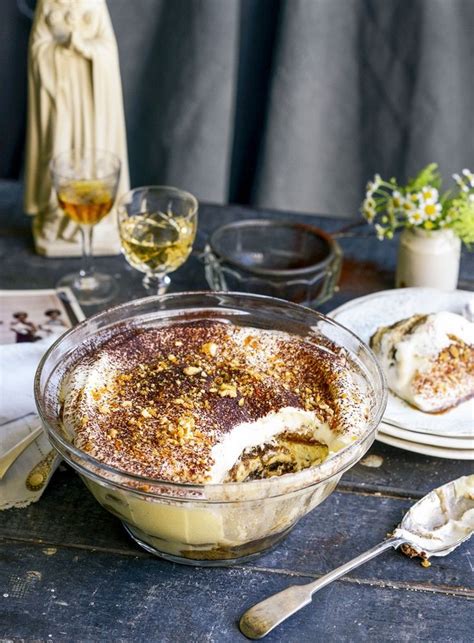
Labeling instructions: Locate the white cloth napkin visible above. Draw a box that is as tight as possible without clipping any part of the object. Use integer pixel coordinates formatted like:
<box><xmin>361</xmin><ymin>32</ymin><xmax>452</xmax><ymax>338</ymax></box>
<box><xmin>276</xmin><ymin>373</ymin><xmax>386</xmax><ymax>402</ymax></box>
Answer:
<box><xmin>0</xmin><ymin>335</ymin><xmax>62</xmax><ymax>509</ymax></box>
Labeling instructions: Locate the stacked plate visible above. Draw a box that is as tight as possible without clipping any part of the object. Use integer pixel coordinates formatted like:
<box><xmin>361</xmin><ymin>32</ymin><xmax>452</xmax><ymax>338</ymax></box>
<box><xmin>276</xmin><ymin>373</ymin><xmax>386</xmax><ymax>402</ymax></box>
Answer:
<box><xmin>329</xmin><ymin>288</ymin><xmax>474</xmax><ymax>460</ymax></box>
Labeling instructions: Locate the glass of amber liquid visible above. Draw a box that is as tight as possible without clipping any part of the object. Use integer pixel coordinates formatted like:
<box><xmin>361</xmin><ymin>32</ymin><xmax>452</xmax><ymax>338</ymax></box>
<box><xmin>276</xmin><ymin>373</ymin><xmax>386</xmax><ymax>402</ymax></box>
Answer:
<box><xmin>50</xmin><ymin>149</ymin><xmax>121</xmax><ymax>305</ymax></box>
<box><xmin>117</xmin><ymin>186</ymin><xmax>198</xmax><ymax>295</ymax></box>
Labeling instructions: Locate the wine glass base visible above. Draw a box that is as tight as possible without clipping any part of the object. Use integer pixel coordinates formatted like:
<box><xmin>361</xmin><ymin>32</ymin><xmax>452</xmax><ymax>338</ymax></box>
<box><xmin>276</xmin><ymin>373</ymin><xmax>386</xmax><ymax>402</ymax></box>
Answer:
<box><xmin>142</xmin><ymin>273</ymin><xmax>171</xmax><ymax>296</ymax></box>
<box><xmin>57</xmin><ymin>271</ymin><xmax>118</xmax><ymax>306</ymax></box>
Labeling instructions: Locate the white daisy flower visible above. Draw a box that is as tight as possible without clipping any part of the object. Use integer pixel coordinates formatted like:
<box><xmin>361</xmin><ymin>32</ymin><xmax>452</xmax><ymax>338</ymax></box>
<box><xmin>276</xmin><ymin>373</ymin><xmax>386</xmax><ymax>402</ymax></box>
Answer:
<box><xmin>421</xmin><ymin>200</ymin><xmax>442</xmax><ymax>221</ymax></box>
<box><xmin>453</xmin><ymin>173</ymin><xmax>468</xmax><ymax>192</ymax></box>
<box><xmin>366</xmin><ymin>174</ymin><xmax>382</xmax><ymax>198</ymax></box>
<box><xmin>402</xmin><ymin>198</ymin><xmax>416</xmax><ymax>213</ymax></box>
<box><xmin>375</xmin><ymin>224</ymin><xmax>386</xmax><ymax>240</ymax></box>
<box><xmin>361</xmin><ymin>197</ymin><xmax>376</xmax><ymax>222</ymax></box>
<box><xmin>407</xmin><ymin>209</ymin><xmax>426</xmax><ymax>225</ymax></box>
<box><xmin>365</xmin><ymin>196</ymin><xmax>376</xmax><ymax>209</ymax></box>
<box><xmin>462</xmin><ymin>168</ymin><xmax>474</xmax><ymax>187</ymax></box>
<box><xmin>407</xmin><ymin>191</ymin><xmax>423</xmax><ymax>205</ymax></box>
<box><xmin>421</xmin><ymin>186</ymin><xmax>438</xmax><ymax>204</ymax></box>
<box><xmin>391</xmin><ymin>191</ymin><xmax>403</xmax><ymax>210</ymax></box>
<box><xmin>364</xmin><ymin>208</ymin><xmax>376</xmax><ymax>223</ymax></box>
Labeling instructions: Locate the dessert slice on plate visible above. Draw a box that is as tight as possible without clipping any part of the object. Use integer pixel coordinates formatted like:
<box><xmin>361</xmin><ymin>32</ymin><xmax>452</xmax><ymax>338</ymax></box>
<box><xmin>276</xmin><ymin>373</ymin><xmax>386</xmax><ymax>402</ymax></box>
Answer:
<box><xmin>370</xmin><ymin>311</ymin><xmax>474</xmax><ymax>413</ymax></box>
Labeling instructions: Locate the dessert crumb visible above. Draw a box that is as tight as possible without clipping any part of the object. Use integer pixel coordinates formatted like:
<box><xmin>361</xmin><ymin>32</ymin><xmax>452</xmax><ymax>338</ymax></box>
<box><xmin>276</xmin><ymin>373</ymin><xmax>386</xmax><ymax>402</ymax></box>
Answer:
<box><xmin>360</xmin><ymin>454</ymin><xmax>383</xmax><ymax>468</ymax></box>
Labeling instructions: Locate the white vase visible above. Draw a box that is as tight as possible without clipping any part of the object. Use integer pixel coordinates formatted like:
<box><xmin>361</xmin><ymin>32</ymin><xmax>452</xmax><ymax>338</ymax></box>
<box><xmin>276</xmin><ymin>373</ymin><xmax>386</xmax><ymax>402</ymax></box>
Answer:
<box><xmin>395</xmin><ymin>228</ymin><xmax>461</xmax><ymax>289</ymax></box>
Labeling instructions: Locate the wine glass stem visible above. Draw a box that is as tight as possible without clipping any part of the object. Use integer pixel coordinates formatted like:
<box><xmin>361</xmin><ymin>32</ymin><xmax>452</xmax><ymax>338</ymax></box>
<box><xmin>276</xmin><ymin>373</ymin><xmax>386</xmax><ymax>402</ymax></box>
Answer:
<box><xmin>143</xmin><ymin>273</ymin><xmax>171</xmax><ymax>295</ymax></box>
<box><xmin>79</xmin><ymin>225</ymin><xmax>95</xmax><ymax>280</ymax></box>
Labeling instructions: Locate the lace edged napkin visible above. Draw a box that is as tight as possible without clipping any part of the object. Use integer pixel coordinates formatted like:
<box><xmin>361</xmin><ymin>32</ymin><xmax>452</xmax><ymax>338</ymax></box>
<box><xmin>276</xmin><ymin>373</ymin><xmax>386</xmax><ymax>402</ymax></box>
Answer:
<box><xmin>0</xmin><ymin>414</ymin><xmax>60</xmax><ymax>510</ymax></box>
<box><xmin>0</xmin><ymin>288</ymin><xmax>83</xmax><ymax>510</ymax></box>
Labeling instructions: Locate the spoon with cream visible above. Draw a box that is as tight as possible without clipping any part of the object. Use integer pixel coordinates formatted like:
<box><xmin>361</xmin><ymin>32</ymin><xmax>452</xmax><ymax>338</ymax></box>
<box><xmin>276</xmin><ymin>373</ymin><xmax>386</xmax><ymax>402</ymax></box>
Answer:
<box><xmin>240</xmin><ymin>475</ymin><xmax>474</xmax><ymax>639</ymax></box>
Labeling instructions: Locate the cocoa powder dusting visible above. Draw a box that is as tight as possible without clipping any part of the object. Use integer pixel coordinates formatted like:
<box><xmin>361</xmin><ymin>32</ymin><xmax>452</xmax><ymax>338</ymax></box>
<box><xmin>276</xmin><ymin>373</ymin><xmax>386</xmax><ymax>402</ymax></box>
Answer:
<box><xmin>61</xmin><ymin>320</ymin><xmax>366</xmax><ymax>483</ymax></box>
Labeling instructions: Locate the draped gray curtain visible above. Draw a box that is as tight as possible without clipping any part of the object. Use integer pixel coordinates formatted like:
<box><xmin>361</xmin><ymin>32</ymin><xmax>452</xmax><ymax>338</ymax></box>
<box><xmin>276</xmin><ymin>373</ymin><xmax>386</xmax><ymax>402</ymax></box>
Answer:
<box><xmin>2</xmin><ymin>0</ymin><xmax>474</xmax><ymax>217</ymax></box>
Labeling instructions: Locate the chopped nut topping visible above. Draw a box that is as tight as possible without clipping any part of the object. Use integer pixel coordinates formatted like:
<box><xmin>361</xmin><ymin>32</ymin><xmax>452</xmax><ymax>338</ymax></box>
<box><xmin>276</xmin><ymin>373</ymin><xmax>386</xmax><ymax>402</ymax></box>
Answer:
<box><xmin>178</xmin><ymin>415</ymin><xmax>195</xmax><ymax>431</ymax></box>
<box><xmin>65</xmin><ymin>318</ymin><xmax>363</xmax><ymax>485</ymax></box>
<box><xmin>201</xmin><ymin>341</ymin><xmax>218</xmax><ymax>357</ymax></box>
<box><xmin>218</xmin><ymin>383</ymin><xmax>238</xmax><ymax>398</ymax></box>
<box><xmin>449</xmin><ymin>344</ymin><xmax>459</xmax><ymax>358</ymax></box>
<box><xmin>183</xmin><ymin>366</ymin><xmax>202</xmax><ymax>376</ymax></box>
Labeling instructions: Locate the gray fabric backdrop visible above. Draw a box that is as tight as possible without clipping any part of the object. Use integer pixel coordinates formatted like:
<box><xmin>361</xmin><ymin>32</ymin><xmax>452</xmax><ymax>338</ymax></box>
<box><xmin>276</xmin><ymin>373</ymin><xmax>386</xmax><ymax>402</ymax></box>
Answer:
<box><xmin>1</xmin><ymin>0</ymin><xmax>473</xmax><ymax>217</ymax></box>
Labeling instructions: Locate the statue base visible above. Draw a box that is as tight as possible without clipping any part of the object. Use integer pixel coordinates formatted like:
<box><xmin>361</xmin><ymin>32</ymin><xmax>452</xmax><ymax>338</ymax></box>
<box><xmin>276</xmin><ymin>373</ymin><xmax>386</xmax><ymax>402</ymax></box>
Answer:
<box><xmin>33</xmin><ymin>233</ymin><xmax>121</xmax><ymax>257</ymax></box>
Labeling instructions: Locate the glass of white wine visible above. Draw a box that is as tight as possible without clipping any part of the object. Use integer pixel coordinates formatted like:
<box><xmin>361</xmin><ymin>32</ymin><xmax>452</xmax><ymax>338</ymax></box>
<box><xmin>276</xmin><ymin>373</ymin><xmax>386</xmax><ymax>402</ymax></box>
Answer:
<box><xmin>50</xmin><ymin>149</ymin><xmax>121</xmax><ymax>305</ymax></box>
<box><xmin>117</xmin><ymin>186</ymin><xmax>198</xmax><ymax>295</ymax></box>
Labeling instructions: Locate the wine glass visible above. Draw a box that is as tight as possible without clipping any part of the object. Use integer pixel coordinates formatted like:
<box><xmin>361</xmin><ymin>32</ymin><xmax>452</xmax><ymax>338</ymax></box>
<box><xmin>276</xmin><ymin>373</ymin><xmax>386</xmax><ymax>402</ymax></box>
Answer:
<box><xmin>50</xmin><ymin>149</ymin><xmax>121</xmax><ymax>305</ymax></box>
<box><xmin>117</xmin><ymin>186</ymin><xmax>198</xmax><ymax>295</ymax></box>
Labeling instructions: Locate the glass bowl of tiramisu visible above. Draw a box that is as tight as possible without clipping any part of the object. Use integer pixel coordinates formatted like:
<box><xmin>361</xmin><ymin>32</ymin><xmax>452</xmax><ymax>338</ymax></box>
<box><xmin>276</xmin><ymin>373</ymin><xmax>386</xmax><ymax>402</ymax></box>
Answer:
<box><xmin>35</xmin><ymin>292</ymin><xmax>386</xmax><ymax>566</ymax></box>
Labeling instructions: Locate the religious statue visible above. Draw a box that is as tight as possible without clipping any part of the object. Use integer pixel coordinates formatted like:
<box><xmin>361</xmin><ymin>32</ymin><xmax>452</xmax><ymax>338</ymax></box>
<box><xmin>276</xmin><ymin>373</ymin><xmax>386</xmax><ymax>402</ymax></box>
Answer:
<box><xmin>24</xmin><ymin>0</ymin><xmax>130</xmax><ymax>257</ymax></box>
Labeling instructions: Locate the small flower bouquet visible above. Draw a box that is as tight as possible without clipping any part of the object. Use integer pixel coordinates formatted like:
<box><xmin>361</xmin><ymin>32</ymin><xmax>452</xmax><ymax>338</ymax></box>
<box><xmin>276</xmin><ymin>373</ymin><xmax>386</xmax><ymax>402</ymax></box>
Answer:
<box><xmin>361</xmin><ymin>163</ymin><xmax>474</xmax><ymax>246</ymax></box>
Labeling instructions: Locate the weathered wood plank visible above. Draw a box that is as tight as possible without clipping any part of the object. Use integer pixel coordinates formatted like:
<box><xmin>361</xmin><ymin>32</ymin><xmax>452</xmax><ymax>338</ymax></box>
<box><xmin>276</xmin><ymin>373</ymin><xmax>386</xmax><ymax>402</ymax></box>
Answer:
<box><xmin>341</xmin><ymin>441</ymin><xmax>474</xmax><ymax>498</ymax></box>
<box><xmin>2</xmin><ymin>469</ymin><xmax>472</xmax><ymax>592</ymax></box>
<box><xmin>1</xmin><ymin>541</ymin><xmax>473</xmax><ymax>642</ymax></box>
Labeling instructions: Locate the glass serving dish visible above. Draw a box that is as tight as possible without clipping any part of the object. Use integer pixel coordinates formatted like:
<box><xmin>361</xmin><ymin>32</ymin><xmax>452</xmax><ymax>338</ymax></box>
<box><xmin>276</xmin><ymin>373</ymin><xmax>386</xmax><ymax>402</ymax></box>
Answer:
<box><xmin>35</xmin><ymin>292</ymin><xmax>386</xmax><ymax>566</ymax></box>
<box><xmin>204</xmin><ymin>220</ymin><xmax>342</xmax><ymax>307</ymax></box>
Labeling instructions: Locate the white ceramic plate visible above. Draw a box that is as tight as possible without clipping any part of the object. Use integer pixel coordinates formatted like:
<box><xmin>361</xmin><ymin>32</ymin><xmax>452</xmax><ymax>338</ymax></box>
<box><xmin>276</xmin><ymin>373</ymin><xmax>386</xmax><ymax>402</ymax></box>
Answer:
<box><xmin>380</xmin><ymin>421</ymin><xmax>474</xmax><ymax>449</ymax></box>
<box><xmin>376</xmin><ymin>425</ymin><xmax>474</xmax><ymax>460</ymax></box>
<box><xmin>329</xmin><ymin>288</ymin><xmax>474</xmax><ymax>438</ymax></box>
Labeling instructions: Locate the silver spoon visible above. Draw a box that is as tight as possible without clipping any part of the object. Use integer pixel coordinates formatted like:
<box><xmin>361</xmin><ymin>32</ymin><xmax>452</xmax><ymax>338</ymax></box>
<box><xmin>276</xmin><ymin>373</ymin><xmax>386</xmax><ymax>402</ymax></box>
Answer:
<box><xmin>0</xmin><ymin>426</ymin><xmax>43</xmax><ymax>479</ymax></box>
<box><xmin>240</xmin><ymin>475</ymin><xmax>474</xmax><ymax>639</ymax></box>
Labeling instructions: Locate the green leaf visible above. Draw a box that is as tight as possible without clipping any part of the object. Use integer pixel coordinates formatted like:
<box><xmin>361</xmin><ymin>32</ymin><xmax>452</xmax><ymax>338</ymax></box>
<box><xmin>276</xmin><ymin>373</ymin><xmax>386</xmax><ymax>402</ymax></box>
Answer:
<box><xmin>406</xmin><ymin>163</ymin><xmax>442</xmax><ymax>191</ymax></box>
<box><xmin>450</xmin><ymin>199</ymin><xmax>474</xmax><ymax>247</ymax></box>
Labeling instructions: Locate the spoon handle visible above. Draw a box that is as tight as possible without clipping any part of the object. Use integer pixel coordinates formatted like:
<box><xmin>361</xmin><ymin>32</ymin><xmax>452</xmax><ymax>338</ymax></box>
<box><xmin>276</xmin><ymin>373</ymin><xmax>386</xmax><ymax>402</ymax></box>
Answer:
<box><xmin>239</xmin><ymin>537</ymin><xmax>403</xmax><ymax>639</ymax></box>
<box><xmin>0</xmin><ymin>426</ymin><xmax>44</xmax><ymax>480</ymax></box>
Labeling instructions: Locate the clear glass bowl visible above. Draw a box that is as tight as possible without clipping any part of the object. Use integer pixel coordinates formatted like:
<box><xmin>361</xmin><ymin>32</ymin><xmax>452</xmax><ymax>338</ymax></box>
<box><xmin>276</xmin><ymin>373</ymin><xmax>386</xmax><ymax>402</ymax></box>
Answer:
<box><xmin>204</xmin><ymin>220</ymin><xmax>342</xmax><ymax>307</ymax></box>
<box><xmin>35</xmin><ymin>292</ymin><xmax>386</xmax><ymax>566</ymax></box>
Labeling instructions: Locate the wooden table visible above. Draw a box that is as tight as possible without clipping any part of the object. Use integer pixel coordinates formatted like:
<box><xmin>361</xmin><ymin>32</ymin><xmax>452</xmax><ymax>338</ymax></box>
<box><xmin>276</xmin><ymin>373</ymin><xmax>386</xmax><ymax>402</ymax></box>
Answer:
<box><xmin>1</xmin><ymin>183</ymin><xmax>473</xmax><ymax>641</ymax></box>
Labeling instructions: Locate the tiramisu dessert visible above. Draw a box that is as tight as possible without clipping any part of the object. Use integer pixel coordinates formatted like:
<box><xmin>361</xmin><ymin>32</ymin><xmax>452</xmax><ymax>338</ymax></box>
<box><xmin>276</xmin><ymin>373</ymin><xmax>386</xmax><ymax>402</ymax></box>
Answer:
<box><xmin>370</xmin><ymin>311</ymin><xmax>474</xmax><ymax>413</ymax></box>
<box><xmin>60</xmin><ymin>319</ymin><xmax>370</xmax><ymax>485</ymax></box>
